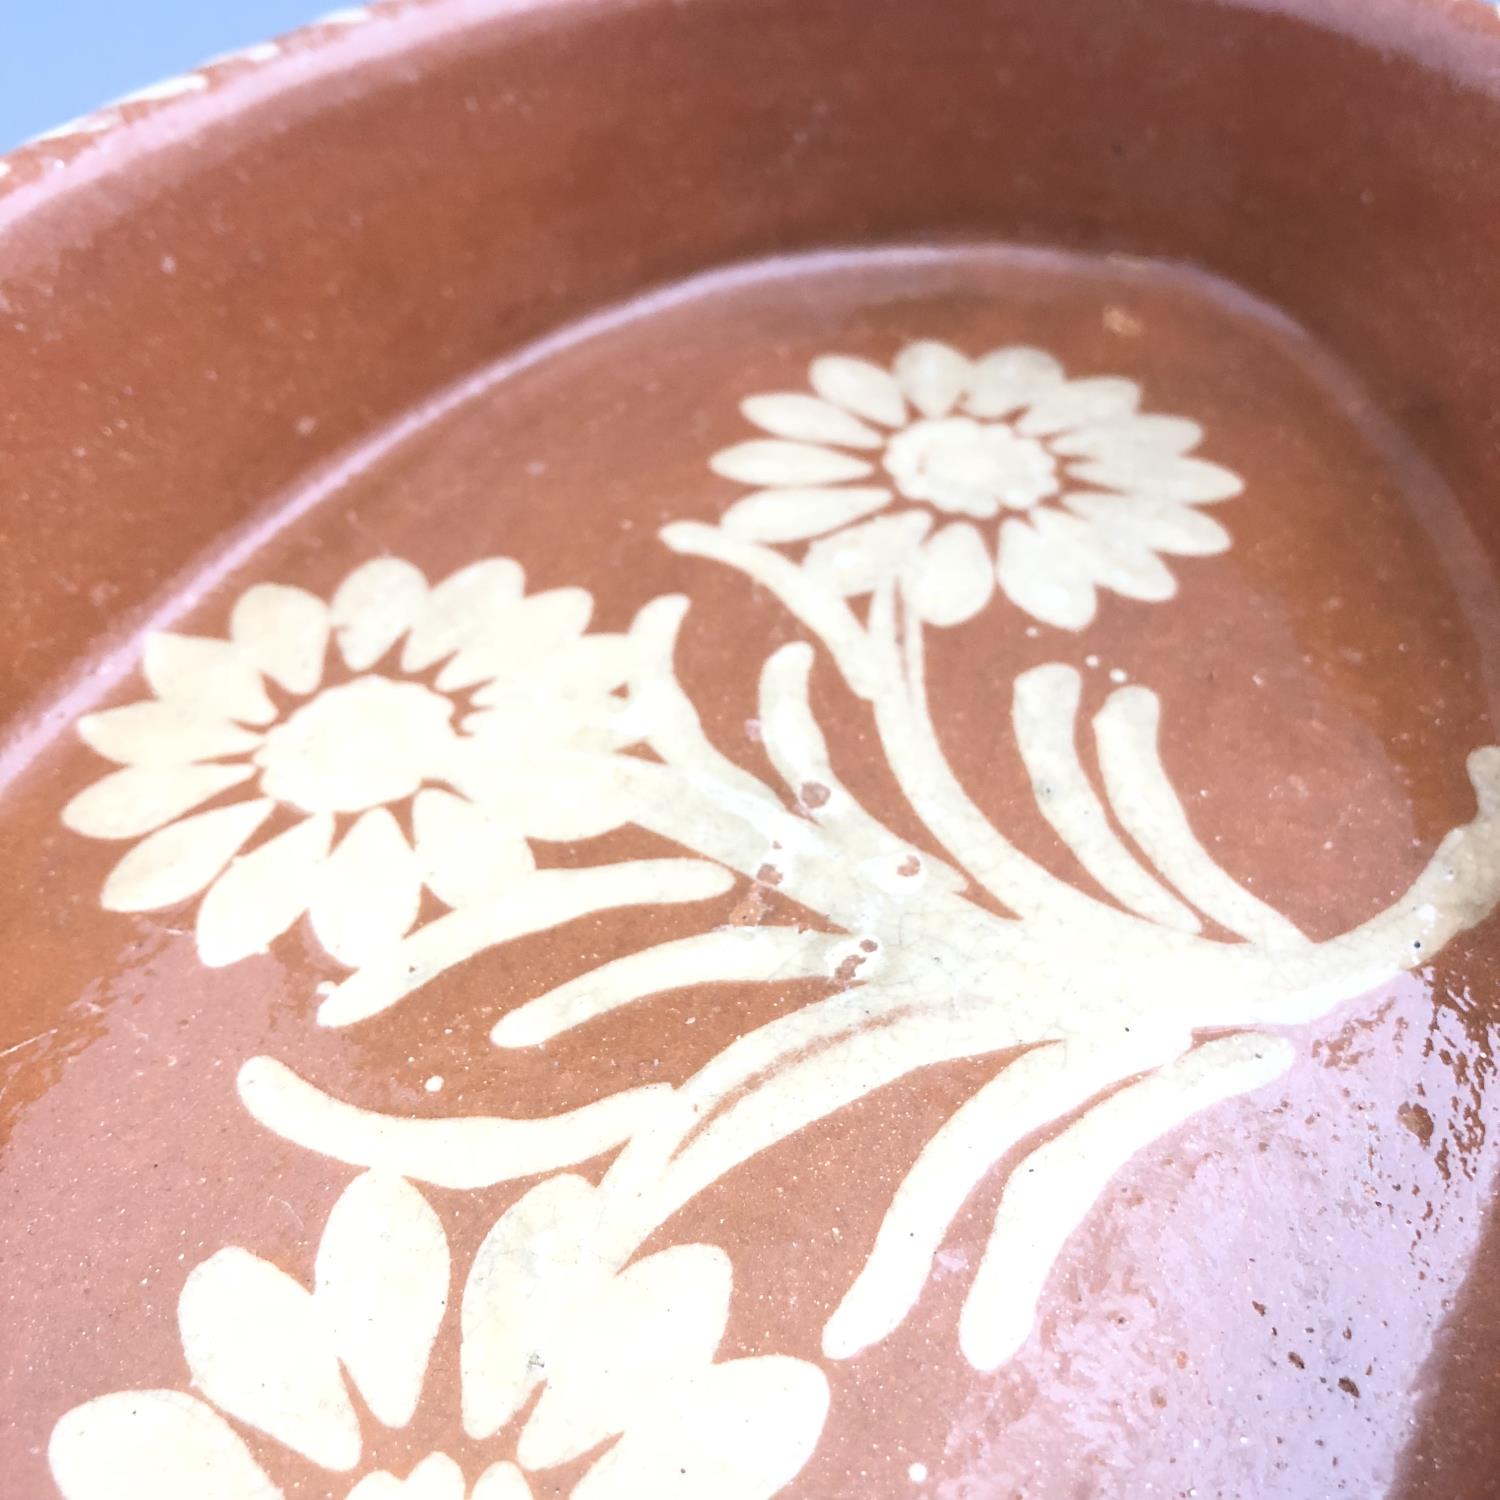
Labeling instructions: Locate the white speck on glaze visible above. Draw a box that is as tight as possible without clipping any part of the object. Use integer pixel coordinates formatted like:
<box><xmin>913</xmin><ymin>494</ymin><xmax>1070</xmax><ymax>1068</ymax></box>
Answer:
<box><xmin>206</xmin><ymin>40</ymin><xmax>283</xmax><ymax>66</ymax></box>
<box><xmin>112</xmin><ymin>73</ymin><xmax>209</xmax><ymax>106</ymax></box>
<box><xmin>30</xmin><ymin>113</ymin><xmax>116</xmax><ymax>144</ymax></box>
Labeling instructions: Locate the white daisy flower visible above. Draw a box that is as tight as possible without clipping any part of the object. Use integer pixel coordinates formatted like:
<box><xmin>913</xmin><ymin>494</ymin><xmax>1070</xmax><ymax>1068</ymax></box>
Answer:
<box><xmin>49</xmin><ymin>1172</ymin><xmax>827</xmax><ymax>1500</ymax></box>
<box><xmin>709</xmin><ymin>339</ymin><xmax>1242</xmax><ymax>629</ymax></box>
<box><xmin>62</xmin><ymin>557</ymin><xmax>637</xmax><ymax>969</ymax></box>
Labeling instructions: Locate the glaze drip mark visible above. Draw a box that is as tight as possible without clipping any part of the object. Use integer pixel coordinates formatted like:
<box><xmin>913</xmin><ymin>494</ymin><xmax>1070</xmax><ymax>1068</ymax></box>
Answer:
<box><xmin>49</xmin><ymin>337</ymin><xmax>1500</xmax><ymax>1499</ymax></box>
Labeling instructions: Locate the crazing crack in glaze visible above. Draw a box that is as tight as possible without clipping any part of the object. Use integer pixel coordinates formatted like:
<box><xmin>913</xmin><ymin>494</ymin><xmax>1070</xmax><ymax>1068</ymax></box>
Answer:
<box><xmin>46</xmin><ymin>340</ymin><xmax>1500</xmax><ymax>1499</ymax></box>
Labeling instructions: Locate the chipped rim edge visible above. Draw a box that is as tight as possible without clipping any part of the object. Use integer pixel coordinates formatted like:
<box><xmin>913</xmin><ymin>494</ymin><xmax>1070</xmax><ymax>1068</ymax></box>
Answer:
<box><xmin>0</xmin><ymin>1</ymin><xmax>428</xmax><ymax>197</ymax></box>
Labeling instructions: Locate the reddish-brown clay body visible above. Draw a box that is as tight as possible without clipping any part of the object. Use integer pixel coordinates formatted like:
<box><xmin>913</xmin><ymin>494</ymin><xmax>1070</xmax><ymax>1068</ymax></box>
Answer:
<box><xmin>4</xmin><ymin>5</ymin><xmax>1500</xmax><ymax>1499</ymax></box>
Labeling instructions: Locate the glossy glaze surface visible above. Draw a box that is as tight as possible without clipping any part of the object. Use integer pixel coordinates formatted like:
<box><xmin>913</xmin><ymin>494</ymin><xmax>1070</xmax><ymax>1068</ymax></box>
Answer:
<box><xmin>5</xmin><ymin>4</ymin><xmax>1500</xmax><ymax>1498</ymax></box>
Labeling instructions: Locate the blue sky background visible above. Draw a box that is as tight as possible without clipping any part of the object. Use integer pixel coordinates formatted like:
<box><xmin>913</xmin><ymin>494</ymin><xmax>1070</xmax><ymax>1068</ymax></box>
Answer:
<box><xmin>0</xmin><ymin>2</ymin><xmax>331</xmax><ymax>150</ymax></box>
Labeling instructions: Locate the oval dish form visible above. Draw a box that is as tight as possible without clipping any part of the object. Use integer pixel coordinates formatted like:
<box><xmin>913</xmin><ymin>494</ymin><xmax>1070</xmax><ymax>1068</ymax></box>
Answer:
<box><xmin>6</xmin><ymin>2</ymin><xmax>1500</xmax><ymax>1496</ymax></box>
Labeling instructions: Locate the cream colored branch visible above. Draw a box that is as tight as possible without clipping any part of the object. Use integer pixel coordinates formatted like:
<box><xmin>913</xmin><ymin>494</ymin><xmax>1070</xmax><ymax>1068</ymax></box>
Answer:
<box><xmin>959</xmin><ymin>1033</ymin><xmax>1295</xmax><ymax>1371</ymax></box>
<box><xmin>623</xmin><ymin>595</ymin><xmax>790</xmax><ymax>813</ymax></box>
<box><xmin>237</xmin><ymin>1057</ymin><xmax>672</xmax><ymax>1191</ymax></box>
<box><xmin>316</xmin><ymin>860</ymin><xmax>736</xmax><ymax>1027</ymax></box>
<box><xmin>491</xmin><ymin>927</ymin><xmax>840</xmax><ymax>1049</ymax></box>
<box><xmin>642</xmin><ymin>957</ymin><xmax>1063</xmax><ymax>1234</ymax></box>
<box><xmin>1012</xmin><ymin>664</ymin><xmax>1201</xmax><ymax>930</ymax></box>
<box><xmin>655</xmin><ymin>530</ymin><xmax>1133</xmax><ymax>931</ymax></box>
<box><xmin>757</xmin><ymin>640</ymin><xmax>967</xmax><ymax>896</ymax></box>
<box><xmin>822</xmin><ymin>1029</ymin><xmax>1186</xmax><ymax>1361</ymax></box>
<box><xmin>1093</xmin><ymin>684</ymin><xmax>1307</xmax><ymax>948</ymax></box>
<box><xmin>1199</xmin><ymin>747</ymin><xmax>1500</xmax><ymax>1025</ymax></box>
<box><xmin>617</xmin><ymin>598</ymin><xmax>989</xmax><ymax>941</ymax></box>
<box><xmin>864</xmin><ymin>578</ymin><xmax>1131</xmax><ymax>929</ymax></box>
<box><xmin>659</xmin><ymin>523</ymin><xmax>877</xmax><ymax>696</ymax></box>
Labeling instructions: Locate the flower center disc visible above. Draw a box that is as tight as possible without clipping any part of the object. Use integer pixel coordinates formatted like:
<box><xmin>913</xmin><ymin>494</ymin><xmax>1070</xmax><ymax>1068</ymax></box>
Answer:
<box><xmin>883</xmin><ymin>416</ymin><xmax>1058</xmax><ymax>518</ymax></box>
<box><xmin>255</xmin><ymin>675</ymin><xmax>457</xmax><ymax>814</ymax></box>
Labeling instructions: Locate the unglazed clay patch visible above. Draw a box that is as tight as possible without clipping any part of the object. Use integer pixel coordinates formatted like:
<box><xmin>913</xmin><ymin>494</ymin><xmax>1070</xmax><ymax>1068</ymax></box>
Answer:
<box><xmin>30</xmin><ymin>270</ymin><xmax>1500</xmax><ymax>1500</ymax></box>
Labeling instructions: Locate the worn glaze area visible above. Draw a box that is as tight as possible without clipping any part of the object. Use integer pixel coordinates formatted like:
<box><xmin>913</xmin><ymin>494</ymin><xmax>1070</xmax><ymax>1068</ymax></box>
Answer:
<box><xmin>3</xmin><ymin>243</ymin><xmax>1500</xmax><ymax>1499</ymax></box>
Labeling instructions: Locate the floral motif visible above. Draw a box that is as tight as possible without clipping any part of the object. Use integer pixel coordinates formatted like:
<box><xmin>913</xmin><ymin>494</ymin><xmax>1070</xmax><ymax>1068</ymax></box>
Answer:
<box><xmin>43</xmin><ymin>326</ymin><xmax>1500</xmax><ymax>1500</ymax></box>
<box><xmin>49</xmin><ymin>1171</ymin><xmax>829</xmax><ymax>1500</ymax></box>
<box><xmin>62</xmin><ymin>558</ymin><xmax>638</xmax><ymax>968</ymax></box>
<box><xmin>709</xmin><ymin>340</ymin><xmax>1243</xmax><ymax>627</ymax></box>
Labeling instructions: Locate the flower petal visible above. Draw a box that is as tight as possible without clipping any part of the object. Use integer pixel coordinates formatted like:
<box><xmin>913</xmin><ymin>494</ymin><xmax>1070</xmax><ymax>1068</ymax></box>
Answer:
<box><xmin>1069</xmin><ymin>454</ymin><xmax>1244</xmax><ymax>503</ymax></box>
<box><xmin>462</xmin><ymin>1174</ymin><xmax>602</xmax><ymax>1440</ymax></box>
<box><xmin>78</xmin><ymin>700</ymin><xmax>264</xmax><ymax>768</ymax></box>
<box><xmin>720</xmin><ymin>486</ymin><xmax>893</xmax><ymax>544</ymax></box>
<box><xmin>401</xmin><ymin>559</ymin><xmax>524</xmax><ymax>674</ymax></box>
<box><xmin>964</xmin><ymin>346</ymin><xmax>1065</xmax><ymax>418</ymax></box>
<box><xmin>454</xmin><ymin>750</ymin><xmax>638</xmax><ymax>842</ymax></box>
<box><xmin>195</xmin><ymin>813</ymin><xmax>332</xmax><ymax>967</ymax></box>
<box><xmin>471</xmin><ymin>1463</ymin><xmax>533</xmax><ymax>1500</ymax></box>
<box><xmin>179</xmin><ymin>1246</ymin><xmax>360</xmax><ymax>1471</ymax></box>
<box><xmin>893</xmin><ymin>340</ymin><xmax>972</xmax><ymax>419</ymax></box>
<box><xmin>437</xmin><ymin>587</ymin><xmax>592</xmax><ymax>692</ymax></box>
<box><xmin>803</xmin><ymin>511</ymin><xmax>932</xmax><ymax>597</ymax></box>
<box><xmin>552</xmin><ymin>632</ymin><xmax>637</xmax><ymax>693</ymax></box>
<box><xmin>1064</xmin><ymin>493</ymin><xmax>1231</xmax><ymax>556</ymax></box>
<box><xmin>1016</xmin><ymin>376</ymin><xmax>1141</xmax><ymax>438</ymax></box>
<box><xmin>143</xmin><ymin>633</ymin><xmax>277</xmax><ymax>726</ymax></box>
<box><xmin>63</xmin><ymin>763</ymin><xmax>255</xmax><ymax>840</ymax></box>
<box><xmin>709</xmin><ymin>439</ymin><xmax>872</xmax><ymax>488</ymax></box>
<box><xmin>904</xmin><ymin>522</ymin><xmax>995</xmax><ymax>627</ymax></box>
<box><xmin>1048</xmin><ymin>414</ymin><xmax>1202</xmax><ymax>460</ymax></box>
<box><xmin>310</xmin><ymin>809</ymin><xmax>422</xmax><ymax>967</ymax></box>
<box><xmin>507</xmin><ymin>586</ymin><xmax>593</xmax><ymax>650</ymax></box>
<box><xmin>465</xmin><ymin>716</ymin><xmax>618</xmax><ymax>765</ymax></box>
<box><xmin>100</xmin><ymin>799</ymin><xmax>273</xmax><ymax>912</ymax></box>
<box><xmin>345</xmin><ymin>1453</ymin><xmax>466</xmax><ymax>1500</ymax></box>
<box><xmin>460</xmin><ymin>687</ymin><xmax>610</xmax><ymax>751</ymax></box>
<box><xmin>468</xmin><ymin>633</ymin><xmax>634</xmax><ymax>710</ymax></box>
<box><xmin>808</xmin><ymin>354</ymin><xmax>907</xmax><ymax>427</ymax></box>
<box><xmin>1032</xmin><ymin>508</ymin><xmax>1177</xmax><ymax>602</ymax></box>
<box><xmin>331</xmin><ymin>558</ymin><xmax>429</xmax><ymax>672</ymax></box>
<box><xmin>49</xmin><ymin>1390</ymin><xmax>281</xmax><ymax>1500</ymax></box>
<box><xmin>518</xmin><ymin>1244</ymin><xmax>731</xmax><ymax>1470</ymax></box>
<box><xmin>996</xmin><ymin>516</ymin><xmax>1099</xmax><ymax>630</ymax></box>
<box><xmin>316</xmin><ymin>1173</ymin><xmax>449</xmax><ymax>1430</ymax></box>
<box><xmin>740</xmin><ymin>393</ymin><xmax>883</xmax><ymax>449</ymax></box>
<box><xmin>571</xmin><ymin>1357</ymin><xmax>830</xmax><ymax>1500</ymax></box>
<box><xmin>231</xmin><ymin>584</ymin><xmax>331</xmax><ymax>696</ymax></box>
<box><xmin>413</xmin><ymin>788</ymin><xmax>534</xmax><ymax>908</ymax></box>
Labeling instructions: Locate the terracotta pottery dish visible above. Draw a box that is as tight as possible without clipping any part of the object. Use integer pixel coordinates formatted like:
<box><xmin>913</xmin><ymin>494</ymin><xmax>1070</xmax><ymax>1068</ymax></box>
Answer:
<box><xmin>6</xmin><ymin>1</ymin><xmax>1500</xmax><ymax>1495</ymax></box>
